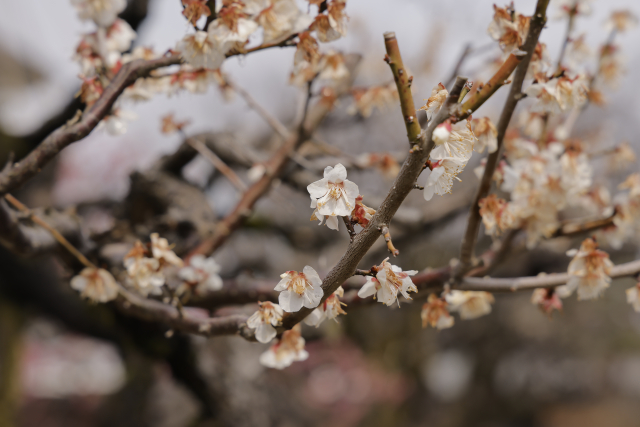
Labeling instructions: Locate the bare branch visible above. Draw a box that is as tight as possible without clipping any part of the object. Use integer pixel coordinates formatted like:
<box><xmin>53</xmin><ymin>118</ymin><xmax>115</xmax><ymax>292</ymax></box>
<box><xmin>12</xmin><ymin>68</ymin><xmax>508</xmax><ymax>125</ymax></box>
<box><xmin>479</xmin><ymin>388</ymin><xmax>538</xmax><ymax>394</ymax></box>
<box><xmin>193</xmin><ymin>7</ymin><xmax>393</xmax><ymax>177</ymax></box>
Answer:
<box><xmin>457</xmin><ymin>0</ymin><xmax>551</xmax><ymax>277</ymax></box>
<box><xmin>0</xmin><ymin>55</ymin><xmax>183</xmax><ymax>196</ymax></box>
<box><xmin>278</xmin><ymin>32</ymin><xmax>468</xmax><ymax>332</ymax></box>
<box><xmin>459</xmin><ymin>259</ymin><xmax>640</xmax><ymax>292</ymax></box>
<box><xmin>188</xmin><ymin>55</ymin><xmax>362</xmax><ymax>258</ymax></box>
<box><xmin>384</xmin><ymin>33</ymin><xmax>421</xmax><ymax>144</ymax></box>
<box><xmin>186</xmin><ymin>136</ymin><xmax>248</xmax><ymax>192</ymax></box>
<box><xmin>116</xmin><ymin>287</ymin><xmax>251</xmax><ymax>338</ymax></box>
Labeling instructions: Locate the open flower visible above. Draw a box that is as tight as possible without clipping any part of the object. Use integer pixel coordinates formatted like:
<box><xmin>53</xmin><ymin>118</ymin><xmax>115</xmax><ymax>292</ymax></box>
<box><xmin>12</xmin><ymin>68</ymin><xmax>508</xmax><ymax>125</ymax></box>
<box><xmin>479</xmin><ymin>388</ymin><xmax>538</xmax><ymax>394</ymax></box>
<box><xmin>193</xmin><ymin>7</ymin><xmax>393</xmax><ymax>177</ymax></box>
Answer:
<box><xmin>310</xmin><ymin>199</ymin><xmax>340</xmax><ymax>230</ymax></box>
<box><xmin>430</xmin><ymin>120</ymin><xmax>476</xmax><ymax>161</ymax></box>
<box><xmin>311</xmin><ymin>0</ymin><xmax>348</xmax><ymax>42</ymax></box>
<box><xmin>487</xmin><ymin>4</ymin><xmax>530</xmax><ymax>54</ymax></box>
<box><xmin>479</xmin><ymin>194</ymin><xmax>514</xmax><ymax>236</ymax></box>
<box><xmin>259</xmin><ymin>324</ymin><xmax>309</xmax><ymax>369</ymax></box>
<box><xmin>357</xmin><ymin>258</ymin><xmax>418</xmax><ymax>306</ymax></box>
<box><xmin>247</xmin><ymin>301</ymin><xmax>284</xmax><ymax>343</ymax></box>
<box><xmin>531</xmin><ymin>288</ymin><xmax>563</xmax><ymax>315</ymax></box>
<box><xmin>123</xmin><ymin>241</ymin><xmax>165</xmax><ymax>295</ymax></box>
<box><xmin>604</xmin><ymin>10</ymin><xmax>638</xmax><ymax>33</ymax></box>
<box><xmin>275</xmin><ymin>266</ymin><xmax>324</xmax><ymax>312</ymax></box>
<box><xmin>307</xmin><ymin>163</ymin><xmax>359</xmax><ymax>217</ymax></box>
<box><xmin>626</xmin><ymin>282</ymin><xmax>640</xmax><ymax>312</ymax></box>
<box><xmin>257</xmin><ymin>0</ymin><xmax>312</xmax><ymax>43</ymax></box>
<box><xmin>176</xmin><ymin>31</ymin><xmax>226</xmax><ymax>70</ymax></box>
<box><xmin>419</xmin><ymin>82</ymin><xmax>448</xmax><ymax>115</ymax></box>
<box><xmin>472</xmin><ymin>117</ymin><xmax>498</xmax><ymax>153</ymax></box>
<box><xmin>556</xmin><ymin>237</ymin><xmax>614</xmax><ymax>300</ymax></box>
<box><xmin>421</xmin><ymin>294</ymin><xmax>455</xmax><ymax>329</ymax></box>
<box><xmin>179</xmin><ymin>255</ymin><xmax>223</xmax><ymax>294</ymax></box>
<box><xmin>71</xmin><ymin>0</ymin><xmax>127</xmax><ymax>27</ymax></box>
<box><xmin>525</xmin><ymin>78</ymin><xmax>562</xmax><ymax>114</ymax></box>
<box><xmin>150</xmin><ymin>233</ymin><xmax>183</xmax><ymax>267</ymax></box>
<box><xmin>423</xmin><ymin>158</ymin><xmax>466</xmax><ymax>201</ymax></box>
<box><xmin>446</xmin><ymin>290</ymin><xmax>495</xmax><ymax>320</ymax></box>
<box><xmin>304</xmin><ymin>286</ymin><xmax>347</xmax><ymax>327</ymax></box>
<box><xmin>70</xmin><ymin>267</ymin><xmax>119</xmax><ymax>303</ymax></box>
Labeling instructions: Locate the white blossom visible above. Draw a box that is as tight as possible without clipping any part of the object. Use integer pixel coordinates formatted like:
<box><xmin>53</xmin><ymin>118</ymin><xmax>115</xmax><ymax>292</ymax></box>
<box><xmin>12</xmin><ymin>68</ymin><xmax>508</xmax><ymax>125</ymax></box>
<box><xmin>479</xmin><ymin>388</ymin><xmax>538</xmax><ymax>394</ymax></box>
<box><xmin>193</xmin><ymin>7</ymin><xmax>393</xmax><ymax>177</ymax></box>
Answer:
<box><xmin>71</xmin><ymin>0</ymin><xmax>126</xmax><ymax>27</ymax></box>
<box><xmin>274</xmin><ymin>266</ymin><xmax>324</xmax><ymax>312</ymax></box>
<box><xmin>307</xmin><ymin>163</ymin><xmax>359</xmax><ymax>217</ymax></box>
<box><xmin>472</xmin><ymin>117</ymin><xmax>498</xmax><ymax>154</ymax></box>
<box><xmin>150</xmin><ymin>233</ymin><xmax>184</xmax><ymax>267</ymax></box>
<box><xmin>247</xmin><ymin>301</ymin><xmax>284</xmax><ymax>343</ymax></box>
<box><xmin>179</xmin><ymin>254</ymin><xmax>223</xmax><ymax>294</ymax></box>
<box><xmin>357</xmin><ymin>258</ymin><xmax>418</xmax><ymax>306</ymax></box>
<box><xmin>445</xmin><ymin>290</ymin><xmax>495</xmax><ymax>320</ymax></box>
<box><xmin>304</xmin><ymin>286</ymin><xmax>346</xmax><ymax>327</ymax></box>
<box><xmin>124</xmin><ymin>242</ymin><xmax>165</xmax><ymax>295</ymax></box>
<box><xmin>311</xmin><ymin>0</ymin><xmax>348</xmax><ymax>42</ymax></box>
<box><xmin>421</xmin><ymin>294</ymin><xmax>454</xmax><ymax>329</ymax></box>
<box><xmin>419</xmin><ymin>83</ymin><xmax>448</xmax><ymax>115</ymax></box>
<box><xmin>310</xmin><ymin>199</ymin><xmax>340</xmax><ymax>230</ymax></box>
<box><xmin>556</xmin><ymin>238</ymin><xmax>614</xmax><ymax>300</ymax></box>
<box><xmin>257</xmin><ymin>0</ymin><xmax>313</xmax><ymax>43</ymax></box>
<box><xmin>259</xmin><ymin>325</ymin><xmax>308</xmax><ymax>369</ymax></box>
<box><xmin>626</xmin><ymin>283</ymin><xmax>640</xmax><ymax>312</ymax></box>
<box><xmin>430</xmin><ymin>120</ymin><xmax>476</xmax><ymax>161</ymax></box>
<box><xmin>176</xmin><ymin>31</ymin><xmax>226</xmax><ymax>70</ymax></box>
<box><xmin>70</xmin><ymin>267</ymin><xmax>119</xmax><ymax>302</ymax></box>
<box><xmin>423</xmin><ymin>158</ymin><xmax>465</xmax><ymax>201</ymax></box>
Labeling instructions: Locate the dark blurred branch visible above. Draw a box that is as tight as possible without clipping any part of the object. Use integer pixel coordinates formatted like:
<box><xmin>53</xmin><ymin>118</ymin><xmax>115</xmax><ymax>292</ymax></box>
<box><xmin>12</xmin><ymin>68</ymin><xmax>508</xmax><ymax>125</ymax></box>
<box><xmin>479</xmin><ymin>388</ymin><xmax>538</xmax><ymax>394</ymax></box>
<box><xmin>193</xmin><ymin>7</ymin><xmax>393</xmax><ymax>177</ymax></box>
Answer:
<box><xmin>457</xmin><ymin>0</ymin><xmax>550</xmax><ymax>277</ymax></box>
<box><xmin>552</xmin><ymin>213</ymin><xmax>615</xmax><ymax>238</ymax></box>
<box><xmin>0</xmin><ymin>55</ymin><xmax>183</xmax><ymax>196</ymax></box>
<box><xmin>116</xmin><ymin>287</ymin><xmax>251</xmax><ymax>338</ymax></box>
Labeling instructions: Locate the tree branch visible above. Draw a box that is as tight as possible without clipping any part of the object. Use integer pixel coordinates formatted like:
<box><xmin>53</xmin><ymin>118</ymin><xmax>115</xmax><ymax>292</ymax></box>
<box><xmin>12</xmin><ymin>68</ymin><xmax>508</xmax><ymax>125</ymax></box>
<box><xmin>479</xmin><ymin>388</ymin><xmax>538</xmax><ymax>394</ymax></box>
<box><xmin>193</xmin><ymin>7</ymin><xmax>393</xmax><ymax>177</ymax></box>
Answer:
<box><xmin>0</xmin><ymin>55</ymin><xmax>183</xmax><ymax>196</ymax></box>
<box><xmin>459</xmin><ymin>259</ymin><xmax>640</xmax><ymax>292</ymax></box>
<box><xmin>456</xmin><ymin>50</ymin><xmax>527</xmax><ymax>121</ymax></box>
<box><xmin>277</xmin><ymin>32</ymin><xmax>468</xmax><ymax>332</ymax></box>
<box><xmin>188</xmin><ymin>55</ymin><xmax>361</xmax><ymax>258</ymax></box>
<box><xmin>457</xmin><ymin>0</ymin><xmax>550</xmax><ymax>277</ymax></box>
<box><xmin>384</xmin><ymin>33</ymin><xmax>421</xmax><ymax>144</ymax></box>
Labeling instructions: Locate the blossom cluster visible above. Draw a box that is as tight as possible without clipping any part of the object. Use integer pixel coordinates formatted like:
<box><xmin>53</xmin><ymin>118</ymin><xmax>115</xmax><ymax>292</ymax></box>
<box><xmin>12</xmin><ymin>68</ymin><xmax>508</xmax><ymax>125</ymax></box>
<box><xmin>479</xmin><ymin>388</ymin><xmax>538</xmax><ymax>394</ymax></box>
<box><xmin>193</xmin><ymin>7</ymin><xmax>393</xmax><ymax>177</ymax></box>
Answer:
<box><xmin>70</xmin><ymin>0</ymin><xmax>352</xmax><ymax>135</ymax></box>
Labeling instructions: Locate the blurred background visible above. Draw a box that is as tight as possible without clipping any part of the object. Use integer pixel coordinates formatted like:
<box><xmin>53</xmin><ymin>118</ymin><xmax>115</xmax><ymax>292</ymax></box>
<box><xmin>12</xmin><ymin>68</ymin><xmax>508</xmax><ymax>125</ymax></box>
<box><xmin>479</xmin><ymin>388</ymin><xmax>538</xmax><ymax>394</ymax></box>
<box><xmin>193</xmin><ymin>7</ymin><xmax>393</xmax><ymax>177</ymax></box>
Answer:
<box><xmin>0</xmin><ymin>0</ymin><xmax>640</xmax><ymax>426</ymax></box>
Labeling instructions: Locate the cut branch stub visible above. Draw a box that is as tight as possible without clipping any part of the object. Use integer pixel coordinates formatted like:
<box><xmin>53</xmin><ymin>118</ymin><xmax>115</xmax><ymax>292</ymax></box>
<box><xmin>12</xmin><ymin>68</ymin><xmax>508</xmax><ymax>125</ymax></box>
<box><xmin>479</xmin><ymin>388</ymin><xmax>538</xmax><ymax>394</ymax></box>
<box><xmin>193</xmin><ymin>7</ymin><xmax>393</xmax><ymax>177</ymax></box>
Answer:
<box><xmin>384</xmin><ymin>31</ymin><xmax>422</xmax><ymax>144</ymax></box>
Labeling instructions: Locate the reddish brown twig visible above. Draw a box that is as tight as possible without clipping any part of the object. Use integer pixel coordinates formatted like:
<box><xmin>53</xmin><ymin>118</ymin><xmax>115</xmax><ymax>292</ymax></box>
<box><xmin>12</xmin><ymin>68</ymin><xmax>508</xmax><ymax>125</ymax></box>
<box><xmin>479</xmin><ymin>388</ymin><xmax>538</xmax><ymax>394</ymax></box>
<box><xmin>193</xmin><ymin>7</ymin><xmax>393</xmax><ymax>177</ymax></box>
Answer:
<box><xmin>384</xmin><ymin>34</ymin><xmax>422</xmax><ymax>144</ymax></box>
<box><xmin>457</xmin><ymin>0</ymin><xmax>550</xmax><ymax>278</ymax></box>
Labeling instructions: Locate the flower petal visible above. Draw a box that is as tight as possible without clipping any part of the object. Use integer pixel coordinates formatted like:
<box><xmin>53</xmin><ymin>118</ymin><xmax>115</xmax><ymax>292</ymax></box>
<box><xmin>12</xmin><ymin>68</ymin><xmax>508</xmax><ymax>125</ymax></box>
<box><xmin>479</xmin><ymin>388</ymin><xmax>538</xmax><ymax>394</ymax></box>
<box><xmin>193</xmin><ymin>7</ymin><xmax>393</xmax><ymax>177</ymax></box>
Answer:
<box><xmin>279</xmin><ymin>290</ymin><xmax>304</xmax><ymax>312</ymax></box>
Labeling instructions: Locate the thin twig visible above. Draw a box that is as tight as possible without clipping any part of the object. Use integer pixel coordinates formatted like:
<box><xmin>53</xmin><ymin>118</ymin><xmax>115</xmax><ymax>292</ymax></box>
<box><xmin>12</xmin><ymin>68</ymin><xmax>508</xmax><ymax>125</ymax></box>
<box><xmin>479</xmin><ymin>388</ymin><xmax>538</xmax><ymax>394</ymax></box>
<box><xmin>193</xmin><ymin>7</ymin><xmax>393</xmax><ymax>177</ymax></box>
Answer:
<box><xmin>232</xmin><ymin>81</ymin><xmax>291</xmax><ymax>140</ymax></box>
<box><xmin>444</xmin><ymin>43</ymin><xmax>473</xmax><ymax>88</ymax></box>
<box><xmin>456</xmin><ymin>0</ymin><xmax>550</xmax><ymax>278</ymax></box>
<box><xmin>342</xmin><ymin>217</ymin><xmax>357</xmax><ymax>242</ymax></box>
<box><xmin>460</xmin><ymin>259</ymin><xmax>640</xmax><ymax>292</ymax></box>
<box><xmin>4</xmin><ymin>194</ymin><xmax>95</xmax><ymax>269</ymax></box>
<box><xmin>187</xmin><ymin>55</ymin><xmax>361</xmax><ymax>258</ymax></box>
<box><xmin>186</xmin><ymin>137</ymin><xmax>248</xmax><ymax>192</ymax></box>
